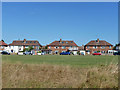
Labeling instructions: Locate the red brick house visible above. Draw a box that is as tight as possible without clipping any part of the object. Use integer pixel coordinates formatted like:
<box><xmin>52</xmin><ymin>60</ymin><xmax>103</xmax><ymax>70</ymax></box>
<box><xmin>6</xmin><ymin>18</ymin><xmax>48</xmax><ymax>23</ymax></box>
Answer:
<box><xmin>47</xmin><ymin>39</ymin><xmax>78</xmax><ymax>54</ymax></box>
<box><xmin>85</xmin><ymin>38</ymin><xmax>113</xmax><ymax>54</ymax></box>
<box><xmin>9</xmin><ymin>39</ymin><xmax>42</xmax><ymax>53</ymax></box>
<box><xmin>0</xmin><ymin>40</ymin><xmax>8</xmax><ymax>51</ymax></box>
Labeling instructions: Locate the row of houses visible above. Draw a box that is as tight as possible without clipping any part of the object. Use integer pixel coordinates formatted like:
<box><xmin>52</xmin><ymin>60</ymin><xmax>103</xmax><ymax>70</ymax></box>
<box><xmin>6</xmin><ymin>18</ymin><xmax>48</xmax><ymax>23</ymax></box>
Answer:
<box><xmin>0</xmin><ymin>38</ymin><xmax>119</xmax><ymax>55</ymax></box>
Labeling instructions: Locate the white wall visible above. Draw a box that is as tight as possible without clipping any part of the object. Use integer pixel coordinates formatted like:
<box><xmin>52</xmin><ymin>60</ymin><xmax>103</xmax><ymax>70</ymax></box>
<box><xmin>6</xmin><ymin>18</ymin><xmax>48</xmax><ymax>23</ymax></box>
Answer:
<box><xmin>80</xmin><ymin>50</ymin><xmax>85</xmax><ymax>55</ymax></box>
<box><xmin>4</xmin><ymin>46</ymin><xmax>24</xmax><ymax>53</ymax></box>
<box><xmin>73</xmin><ymin>51</ymin><xmax>77</xmax><ymax>55</ymax></box>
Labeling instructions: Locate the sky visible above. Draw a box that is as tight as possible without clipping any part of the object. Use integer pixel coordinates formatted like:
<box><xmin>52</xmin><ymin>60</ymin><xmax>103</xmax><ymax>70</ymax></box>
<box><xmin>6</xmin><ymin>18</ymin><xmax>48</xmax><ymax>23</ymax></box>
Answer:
<box><xmin>2</xmin><ymin>2</ymin><xmax>118</xmax><ymax>46</ymax></box>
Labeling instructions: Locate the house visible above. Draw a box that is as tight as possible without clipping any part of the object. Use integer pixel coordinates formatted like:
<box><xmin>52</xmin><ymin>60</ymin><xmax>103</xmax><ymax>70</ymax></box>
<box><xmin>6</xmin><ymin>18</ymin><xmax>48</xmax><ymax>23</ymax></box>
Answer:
<box><xmin>0</xmin><ymin>40</ymin><xmax>8</xmax><ymax>51</ymax></box>
<box><xmin>85</xmin><ymin>38</ymin><xmax>113</xmax><ymax>54</ymax></box>
<box><xmin>9</xmin><ymin>39</ymin><xmax>42</xmax><ymax>53</ymax></box>
<box><xmin>47</xmin><ymin>39</ymin><xmax>78</xmax><ymax>55</ymax></box>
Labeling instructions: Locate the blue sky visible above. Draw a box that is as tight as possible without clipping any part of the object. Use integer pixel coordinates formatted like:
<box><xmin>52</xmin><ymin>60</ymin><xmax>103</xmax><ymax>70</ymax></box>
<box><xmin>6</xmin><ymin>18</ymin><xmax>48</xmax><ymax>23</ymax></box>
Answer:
<box><xmin>2</xmin><ymin>2</ymin><xmax>118</xmax><ymax>46</ymax></box>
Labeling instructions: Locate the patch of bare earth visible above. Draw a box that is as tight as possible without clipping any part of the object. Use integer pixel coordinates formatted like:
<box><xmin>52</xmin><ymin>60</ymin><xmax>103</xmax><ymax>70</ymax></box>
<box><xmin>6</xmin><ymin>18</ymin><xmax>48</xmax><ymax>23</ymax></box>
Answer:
<box><xmin>2</xmin><ymin>63</ymin><xmax>118</xmax><ymax>88</ymax></box>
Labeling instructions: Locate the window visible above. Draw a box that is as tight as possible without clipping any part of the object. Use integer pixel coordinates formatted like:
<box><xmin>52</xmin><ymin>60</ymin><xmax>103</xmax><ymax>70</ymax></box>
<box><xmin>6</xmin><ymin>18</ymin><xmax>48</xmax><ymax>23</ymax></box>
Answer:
<box><xmin>87</xmin><ymin>46</ymin><xmax>89</xmax><ymax>48</ymax></box>
<box><xmin>62</xmin><ymin>46</ymin><xmax>66</xmax><ymax>49</ymax></box>
<box><xmin>49</xmin><ymin>46</ymin><xmax>51</xmax><ymax>49</ymax></box>
<box><xmin>109</xmin><ymin>46</ymin><xmax>111</xmax><ymax>49</ymax></box>
<box><xmin>25</xmin><ymin>46</ymin><xmax>28</xmax><ymax>48</ymax></box>
<box><xmin>37</xmin><ymin>46</ymin><xmax>40</xmax><ymax>49</ymax></box>
<box><xmin>66</xmin><ymin>42</ymin><xmax>68</xmax><ymax>44</ymax></box>
<box><xmin>101</xmin><ymin>51</ymin><xmax>105</xmax><ymax>53</ymax></box>
<box><xmin>55</xmin><ymin>46</ymin><xmax>59</xmax><ymax>49</ymax></box>
<box><xmin>33</xmin><ymin>46</ymin><xmax>34</xmax><ymax>48</ymax></box>
<box><xmin>71</xmin><ymin>41</ymin><xmax>73</xmax><ymax>43</ymax></box>
<box><xmin>34</xmin><ymin>41</ymin><xmax>36</xmax><ymax>43</ymax></box>
<box><xmin>30</xmin><ymin>41</ymin><xmax>32</xmax><ymax>43</ymax></box>
<box><xmin>54</xmin><ymin>51</ymin><xmax>58</xmax><ymax>54</ymax></box>
<box><xmin>101</xmin><ymin>46</ymin><xmax>105</xmax><ymax>49</ymax></box>
<box><xmin>62</xmin><ymin>42</ymin><xmax>64</xmax><ymax>44</ymax></box>
<box><xmin>69</xmin><ymin>46</ymin><xmax>72</xmax><ymax>48</ymax></box>
<box><xmin>93</xmin><ymin>46</ymin><xmax>97</xmax><ymax>49</ymax></box>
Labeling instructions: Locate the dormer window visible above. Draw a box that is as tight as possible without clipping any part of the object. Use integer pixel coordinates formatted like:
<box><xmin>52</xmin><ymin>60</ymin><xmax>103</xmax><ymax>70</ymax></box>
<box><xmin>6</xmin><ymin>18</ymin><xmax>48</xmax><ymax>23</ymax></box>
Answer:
<box><xmin>71</xmin><ymin>41</ymin><xmax>73</xmax><ymax>43</ymax></box>
<box><xmin>34</xmin><ymin>41</ymin><xmax>36</xmax><ymax>43</ymax></box>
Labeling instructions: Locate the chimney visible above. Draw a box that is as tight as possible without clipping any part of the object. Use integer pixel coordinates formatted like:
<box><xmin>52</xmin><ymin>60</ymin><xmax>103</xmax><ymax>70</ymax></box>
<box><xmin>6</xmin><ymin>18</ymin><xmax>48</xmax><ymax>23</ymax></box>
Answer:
<box><xmin>23</xmin><ymin>39</ymin><xmax>26</xmax><ymax>43</ymax></box>
<box><xmin>97</xmin><ymin>38</ymin><xmax>99</xmax><ymax>43</ymax></box>
<box><xmin>60</xmin><ymin>39</ymin><xmax>62</xmax><ymax>42</ymax></box>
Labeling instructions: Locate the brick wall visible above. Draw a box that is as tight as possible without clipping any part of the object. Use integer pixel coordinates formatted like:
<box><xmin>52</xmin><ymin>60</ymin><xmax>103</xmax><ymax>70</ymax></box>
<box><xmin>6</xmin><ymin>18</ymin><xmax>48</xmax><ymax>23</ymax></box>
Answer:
<box><xmin>85</xmin><ymin>45</ymin><xmax>113</xmax><ymax>54</ymax></box>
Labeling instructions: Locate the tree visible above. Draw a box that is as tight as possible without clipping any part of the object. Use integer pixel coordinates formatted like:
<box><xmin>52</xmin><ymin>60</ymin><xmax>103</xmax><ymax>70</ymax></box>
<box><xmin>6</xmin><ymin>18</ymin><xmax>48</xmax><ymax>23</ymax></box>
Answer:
<box><xmin>45</xmin><ymin>46</ymin><xmax>48</xmax><ymax>49</ymax></box>
<box><xmin>1</xmin><ymin>39</ymin><xmax>4</xmax><ymax>42</ymax></box>
<box><xmin>23</xmin><ymin>46</ymin><xmax>33</xmax><ymax>52</ymax></box>
<box><xmin>28</xmin><ymin>46</ymin><xmax>33</xmax><ymax>51</ymax></box>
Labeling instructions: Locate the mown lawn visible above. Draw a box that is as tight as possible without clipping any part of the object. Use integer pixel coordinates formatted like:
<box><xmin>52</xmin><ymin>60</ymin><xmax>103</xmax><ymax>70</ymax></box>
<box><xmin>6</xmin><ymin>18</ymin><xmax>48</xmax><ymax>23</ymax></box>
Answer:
<box><xmin>2</xmin><ymin>55</ymin><xmax>118</xmax><ymax>67</ymax></box>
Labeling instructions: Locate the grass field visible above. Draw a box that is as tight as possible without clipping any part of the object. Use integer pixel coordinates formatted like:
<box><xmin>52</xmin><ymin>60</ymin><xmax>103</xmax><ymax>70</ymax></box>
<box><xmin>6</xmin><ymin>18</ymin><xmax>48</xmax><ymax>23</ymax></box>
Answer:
<box><xmin>2</xmin><ymin>55</ymin><xmax>118</xmax><ymax>67</ymax></box>
<box><xmin>2</xmin><ymin>55</ymin><xmax>118</xmax><ymax>88</ymax></box>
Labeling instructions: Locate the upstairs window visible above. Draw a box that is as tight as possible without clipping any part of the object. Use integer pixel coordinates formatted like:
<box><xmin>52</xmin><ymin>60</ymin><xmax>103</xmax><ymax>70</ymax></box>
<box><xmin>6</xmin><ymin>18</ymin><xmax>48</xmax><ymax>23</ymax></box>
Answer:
<box><xmin>87</xmin><ymin>46</ymin><xmax>89</xmax><ymax>48</ymax></box>
<box><xmin>62</xmin><ymin>46</ymin><xmax>66</xmax><ymax>49</ymax></box>
<box><xmin>70</xmin><ymin>46</ymin><xmax>72</xmax><ymax>48</ymax></box>
<box><xmin>101</xmin><ymin>46</ymin><xmax>105</xmax><ymax>49</ymax></box>
<box><xmin>93</xmin><ymin>46</ymin><xmax>97</xmax><ymax>49</ymax></box>
<box><xmin>54</xmin><ymin>46</ymin><xmax>59</xmax><ymax>49</ymax></box>
<box><xmin>109</xmin><ymin>46</ymin><xmax>111</xmax><ymax>49</ymax></box>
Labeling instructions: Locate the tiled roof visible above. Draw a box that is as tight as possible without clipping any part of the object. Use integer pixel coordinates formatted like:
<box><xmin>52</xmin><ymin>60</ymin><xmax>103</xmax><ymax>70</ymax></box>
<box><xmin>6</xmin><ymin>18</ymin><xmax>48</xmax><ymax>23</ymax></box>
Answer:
<box><xmin>0</xmin><ymin>41</ymin><xmax>8</xmax><ymax>46</ymax></box>
<box><xmin>85</xmin><ymin>39</ymin><xmax>113</xmax><ymax>46</ymax></box>
<box><xmin>47</xmin><ymin>39</ymin><xmax>78</xmax><ymax>47</ymax></box>
<box><xmin>9</xmin><ymin>39</ymin><xmax>42</xmax><ymax>46</ymax></box>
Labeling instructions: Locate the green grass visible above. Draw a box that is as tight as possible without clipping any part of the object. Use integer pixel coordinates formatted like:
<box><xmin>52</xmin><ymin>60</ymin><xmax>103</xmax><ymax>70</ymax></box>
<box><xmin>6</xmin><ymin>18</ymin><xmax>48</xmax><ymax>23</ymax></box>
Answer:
<box><xmin>2</xmin><ymin>55</ymin><xmax>118</xmax><ymax>67</ymax></box>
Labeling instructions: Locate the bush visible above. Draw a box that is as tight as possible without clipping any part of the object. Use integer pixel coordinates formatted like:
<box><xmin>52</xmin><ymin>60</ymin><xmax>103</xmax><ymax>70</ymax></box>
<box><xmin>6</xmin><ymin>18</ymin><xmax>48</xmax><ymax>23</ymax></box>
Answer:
<box><xmin>37</xmin><ymin>51</ymin><xmax>42</xmax><ymax>53</ymax></box>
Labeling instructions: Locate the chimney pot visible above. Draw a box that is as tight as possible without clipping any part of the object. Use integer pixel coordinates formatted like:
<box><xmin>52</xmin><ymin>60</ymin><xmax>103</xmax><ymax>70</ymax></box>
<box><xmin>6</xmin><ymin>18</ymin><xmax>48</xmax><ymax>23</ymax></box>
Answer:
<box><xmin>97</xmin><ymin>38</ymin><xmax>99</xmax><ymax>42</ymax></box>
<box><xmin>60</xmin><ymin>39</ymin><xmax>62</xmax><ymax>42</ymax></box>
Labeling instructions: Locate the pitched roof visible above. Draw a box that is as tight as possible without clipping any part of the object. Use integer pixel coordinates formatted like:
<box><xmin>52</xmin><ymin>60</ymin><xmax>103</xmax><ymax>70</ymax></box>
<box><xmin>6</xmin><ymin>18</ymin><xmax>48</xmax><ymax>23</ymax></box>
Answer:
<box><xmin>47</xmin><ymin>39</ymin><xmax>78</xmax><ymax>47</ymax></box>
<box><xmin>9</xmin><ymin>39</ymin><xmax>42</xmax><ymax>46</ymax></box>
<box><xmin>85</xmin><ymin>39</ymin><xmax>113</xmax><ymax>46</ymax></box>
<box><xmin>0</xmin><ymin>41</ymin><xmax>8</xmax><ymax>46</ymax></box>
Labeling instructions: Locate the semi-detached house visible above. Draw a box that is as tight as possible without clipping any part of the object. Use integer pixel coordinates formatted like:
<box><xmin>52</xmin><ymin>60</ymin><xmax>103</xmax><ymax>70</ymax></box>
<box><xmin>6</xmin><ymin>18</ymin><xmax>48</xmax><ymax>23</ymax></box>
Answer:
<box><xmin>85</xmin><ymin>38</ymin><xmax>113</xmax><ymax>54</ymax></box>
<box><xmin>9</xmin><ymin>39</ymin><xmax>42</xmax><ymax>53</ymax></box>
<box><xmin>47</xmin><ymin>39</ymin><xmax>78</xmax><ymax>55</ymax></box>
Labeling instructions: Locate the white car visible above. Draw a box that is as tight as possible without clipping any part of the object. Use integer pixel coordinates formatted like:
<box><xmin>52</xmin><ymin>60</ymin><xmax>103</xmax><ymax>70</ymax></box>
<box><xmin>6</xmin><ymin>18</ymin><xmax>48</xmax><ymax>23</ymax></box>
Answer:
<box><xmin>17</xmin><ymin>52</ymin><xmax>24</xmax><ymax>55</ymax></box>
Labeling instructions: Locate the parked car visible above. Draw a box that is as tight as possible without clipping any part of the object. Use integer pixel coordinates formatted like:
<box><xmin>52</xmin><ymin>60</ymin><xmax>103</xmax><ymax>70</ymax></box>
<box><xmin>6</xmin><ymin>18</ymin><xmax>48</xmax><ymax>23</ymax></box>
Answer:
<box><xmin>93</xmin><ymin>52</ymin><xmax>101</xmax><ymax>56</ymax></box>
<box><xmin>23</xmin><ymin>51</ymin><xmax>32</xmax><ymax>55</ymax></box>
<box><xmin>41</xmin><ymin>52</ymin><xmax>45</xmax><ymax>55</ymax></box>
<box><xmin>60</xmin><ymin>52</ymin><xmax>71</xmax><ymax>55</ymax></box>
<box><xmin>1</xmin><ymin>51</ymin><xmax>10</xmax><ymax>55</ymax></box>
<box><xmin>113</xmin><ymin>51</ymin><xmax>120</xmax><ymax>55</ymax></box>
